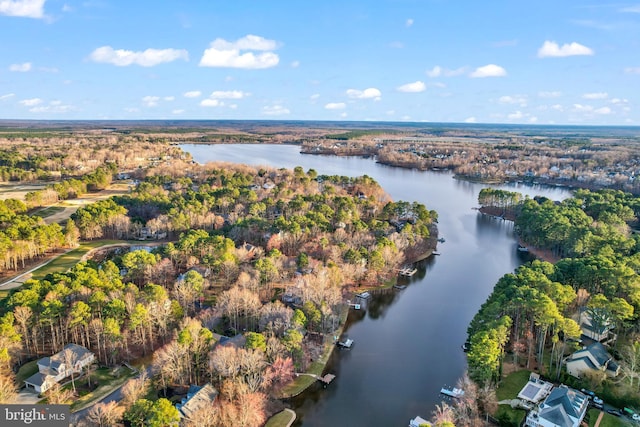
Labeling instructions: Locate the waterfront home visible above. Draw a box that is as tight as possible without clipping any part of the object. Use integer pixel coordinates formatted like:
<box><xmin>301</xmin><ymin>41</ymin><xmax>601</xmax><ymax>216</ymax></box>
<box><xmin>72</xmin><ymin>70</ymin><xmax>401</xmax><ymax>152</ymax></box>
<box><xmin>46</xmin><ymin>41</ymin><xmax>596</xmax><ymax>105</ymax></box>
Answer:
<box><xmin>525</xmin><ymin>386</ymin><xmax>588</xmax><ymax>427</ymax></box>
<box><xmin>565</xmin><ymin>341</ymin><xmax>620</xmax><ymax>378</ymax></box>
<box><xmin>579</xmin><ymin>311</ymin><xmax>616</xmax><ymax>343</ymax></box>
<box><xmin>176</xmin><ymin>383</ymin><xmax>218</xmax><ymax>422</ymax></box>
<box><xmin>24</xmin><ymin>344</ymin><xmax>95</xmax><ymax>394</ymax></box>
<box><xmin>517</xmin><ymin>372</ymin><xmax>553</xmax><ymax>404</ymax></box>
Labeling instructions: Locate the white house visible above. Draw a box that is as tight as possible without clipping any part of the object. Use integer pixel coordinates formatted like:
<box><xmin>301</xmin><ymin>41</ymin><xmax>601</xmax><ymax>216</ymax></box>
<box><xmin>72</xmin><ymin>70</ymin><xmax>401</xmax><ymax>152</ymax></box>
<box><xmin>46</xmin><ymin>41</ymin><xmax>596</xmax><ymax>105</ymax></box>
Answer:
<box><xmin>526</xmin><ymin>386</ymin><xmax>588</xmax><ymax>427</ymax></box>
<box><xmin>565</xmin><ymin>342</ymin><xmax>620</xmax><ymax>378</ymax></box>
<box><xmin>24</xmin><ymin>343</ymin><xmax>94</xmax><ymax>394</ymax></box>
<box><xmin>580</xmin><ymin>311</ymin><xmax>615</xmax><ymax>343</ymax></box>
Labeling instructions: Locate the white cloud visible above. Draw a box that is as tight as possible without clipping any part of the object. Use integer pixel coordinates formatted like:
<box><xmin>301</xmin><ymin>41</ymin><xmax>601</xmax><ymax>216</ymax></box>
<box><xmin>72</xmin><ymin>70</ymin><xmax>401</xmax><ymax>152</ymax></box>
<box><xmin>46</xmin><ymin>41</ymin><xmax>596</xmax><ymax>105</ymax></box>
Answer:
<box><xmin>346</xmin><ymin>87</ymin><xmax>381</xmax><ymax>100</ymax></box>
<box><xmin>324</xmin><ymin>102</ymin><xmax>346</xmax><ymax>110</ymax></box>
<box><xmin>0</xmin><ymin>93</ymin><xmax>15</xmax><ymax>100</ymax></box>
<box><xmin>538</xmin><ymin>91</ymin><xmax>562</xmax><ymax>98</ymax></box>
<box><xmin>29</xmin><ymin>102</ymin><xmax>74</xmax><ymax>113</ymax></box>
<box><xmin>426</xmin><ymin>66</ymin><xmax>442</xmax><ymax>78</ymax></box>
<box><xmin>199</xmin><ymin>35</ymin><xmax>279</xmax><ymax>69</ymax></box>
<box><xmin>183</xmin><ymin>90</ymin><xmax>202</xmax><ymax>98</ymax></box>
<box><xmin>164</xmin><ymin>96</ymin><xmax>175</xmax><ymax>101</ymax></box>
<box><xmin>9</xmin><ymin>62</ymin><xmax>31</xmax><ymax>72</ymax></box>
<box><xmin>387</xmin><ymin>41</ymin><xmax>404</xmax><ymax>49</ymax></box>
<box><xmin>200</xmin><ymin>99</ymin><xmax>224</xmax><ymax>107</ymax></box>
<box><xmin>340</xmin><ymin>112</ymin><xmax>348</xmax><ymax>118</ymax></box>
<box><xmin>406</xmin><ymin>18</ymin><xmax>414</xmax><ymax>27</ymax></box>
<box><xmin>142</xmin><ymin>96</ymin><xmax>160</xmax><ymax>107</ymax></box>
<box><xmin>0</xmin><ymin>0</ymin><xmax>45</xmax><ymax>18</ymax></box>
<box><xmin>610</xmin><ymin>98</ymin><xmax>629</xmax><ymax>105</ymax></box>
<box><xmin>19</xmin><ymin>98</ymin><xmax>43</xmax><ymax>106</ymax></box>
<box><xmin>594</xmin><ymin>106</ymin><xmax>612</xmax><ymax>114</ymax></box>
<box><xmin>172</xmin><ymin>109</ymin><xmax>184</xmax><ymax>114</ymax></box>
<box><xmin>498</xmin><ymin>95</ymin><xmax>527</xmax><ymax>106</ymax></box>
<box><xmin>209</xmin><ymin>90</ymin><xmax>248</xmax><ymax>99</ymax></box>
<box><xmin>582</xmin><ymin>92</ymin><xmax>608</xmax><ymax>100</ymax></box>
<box><xmin>263</xmin><ymin>105</ymin><xmax>290</xmax><ymax>116</ymax></box>
<box><xmin>537</xmin><ymin>41</ymin><xmax>594</xmax><ymax>58</ymax></box>
<box><xmin>310</xmin><ymin>94</ymin><xmax>320</xmax><ymax>101</ymax></box>
<box><xmin>426</xmin><ymin>65</ymin><xmax>466</xmax><ymax>78</ymax></box>
<box><xmin>291</xmin><ymin>60</ymin><xmax>300</xmax><ymax>68</ymax></box>
<box><xmin>124</xmin><ymin>107</ymin><xmax>139</xmax><ymax>113</ymax></box>
<box><xmin>397</xmin><ymin>81</ymin><xmax>426</xmax><ymax>93</ymax></box>
<box><xmin>89</xmin><ymin>46</ymin><xmax>189</xmax><ymax>67</ymax></box>
<box><xmin>508</xmin><ymin>111</ymin><xmax>524</xmax><ymax>120</ymax></box>
<box><xmin>469</xmin><ymin>64</ymin><xmax>507</xmax><ymax>78</ymax></box>
<box><xmin>620</xmin><ymin>5</ymin><xmax>640</xmax><ymax>13</ymax></box>
<box><xmin>624</xmin><ymin>67</ymin><xmax>640</xmax><ymax>74</ymax></box>
<box><xmin>464</xmin><ymin>117</ymin><xmax>477</xmax><ymax>123</ymax></box>
<box><xmin>572</xmin><ymin>103</ymin><xmax>593</xmax><ymax>112</ymax></box>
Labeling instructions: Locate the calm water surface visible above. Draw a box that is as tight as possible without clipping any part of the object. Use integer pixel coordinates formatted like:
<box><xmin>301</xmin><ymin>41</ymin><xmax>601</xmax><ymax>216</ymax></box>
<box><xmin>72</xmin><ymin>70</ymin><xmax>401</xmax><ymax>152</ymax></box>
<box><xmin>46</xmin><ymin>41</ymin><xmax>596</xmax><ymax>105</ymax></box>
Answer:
<box><xmin>182</xmin><ymin>144</ymin><xmax>572</xmax><ymax>427</ymax></box>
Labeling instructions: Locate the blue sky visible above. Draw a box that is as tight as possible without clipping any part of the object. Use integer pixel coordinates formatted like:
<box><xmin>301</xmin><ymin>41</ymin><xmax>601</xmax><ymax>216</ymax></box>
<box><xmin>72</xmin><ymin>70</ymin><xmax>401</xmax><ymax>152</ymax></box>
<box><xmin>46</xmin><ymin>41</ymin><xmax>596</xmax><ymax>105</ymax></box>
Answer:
<box><xmin>1</xmin><ymin>0</ymin><xmax>639</xmax><ymax>124</ymax></box>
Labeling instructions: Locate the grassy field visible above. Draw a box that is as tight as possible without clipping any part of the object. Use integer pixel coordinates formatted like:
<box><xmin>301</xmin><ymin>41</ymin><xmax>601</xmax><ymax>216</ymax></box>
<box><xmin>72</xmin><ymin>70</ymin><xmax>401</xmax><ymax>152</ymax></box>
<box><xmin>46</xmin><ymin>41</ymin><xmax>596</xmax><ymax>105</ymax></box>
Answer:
<box><xmin>31</xmin><ymin>240</ymin><xmax>122</xmax><ymax>280</ymax></box>
<box><xmin>494</xmin><ymin>370</ymin><xmax>531</xmax><ymax>426</ymax></box>
<box><xmin>265</xmin><ymin>409</ymin><xmax>295</xmax><ymax>427</ymax></box>
<box><xmin>69</xmin><ymin>366</ymin><xmax>136</xmax><ymax>411</ymax></box>
<box><xmin>31</xmin><ymin>206</ymin><xmax>65</xmax><ymax>219</ymax></box>
<box><xmin>587</xmin><ymin>409</ymin><xmax>629</xmax><ymax>427</ymax></box>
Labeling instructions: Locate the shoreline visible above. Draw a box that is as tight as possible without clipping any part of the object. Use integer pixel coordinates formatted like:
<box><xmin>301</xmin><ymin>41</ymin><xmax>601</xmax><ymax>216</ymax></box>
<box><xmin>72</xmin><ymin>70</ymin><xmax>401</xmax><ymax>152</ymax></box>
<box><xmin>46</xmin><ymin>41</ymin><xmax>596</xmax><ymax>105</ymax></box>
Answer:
<box><xmin>477</xmin><ymin>207</ymin><xmax>560</xmax><ymax>264</ymax></box>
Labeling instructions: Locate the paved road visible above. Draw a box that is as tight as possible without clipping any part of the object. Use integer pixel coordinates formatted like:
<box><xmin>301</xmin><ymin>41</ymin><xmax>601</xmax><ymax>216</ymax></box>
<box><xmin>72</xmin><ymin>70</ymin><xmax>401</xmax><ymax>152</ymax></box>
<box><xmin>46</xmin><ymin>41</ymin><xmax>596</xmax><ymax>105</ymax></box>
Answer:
<box><xmin>70</xmin><ymin>366</ymin><xmax>152</xmax><ymax>426</ymax></box>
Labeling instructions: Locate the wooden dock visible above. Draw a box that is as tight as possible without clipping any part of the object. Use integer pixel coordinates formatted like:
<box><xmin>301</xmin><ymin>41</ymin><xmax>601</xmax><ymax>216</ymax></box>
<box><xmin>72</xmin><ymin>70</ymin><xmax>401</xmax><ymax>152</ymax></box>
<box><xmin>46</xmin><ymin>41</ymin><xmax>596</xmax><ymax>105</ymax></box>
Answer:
<box><xmin>319</xmin><ymin>374</ymin><xmax>336</xmax><ymax>385</ymax></box>
<box><xmin>398</xmin><ymin>266</ymin><xmax>417</xmax><ymax>276</ymax></box>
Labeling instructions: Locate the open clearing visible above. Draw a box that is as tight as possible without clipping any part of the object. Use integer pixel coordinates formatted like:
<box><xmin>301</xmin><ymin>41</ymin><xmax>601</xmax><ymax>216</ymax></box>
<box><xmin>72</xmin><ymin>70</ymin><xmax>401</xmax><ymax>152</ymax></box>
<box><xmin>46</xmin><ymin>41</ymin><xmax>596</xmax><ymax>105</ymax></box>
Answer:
<box><xmin>0</xmin><ymin>181</ymin><xmax>133</xmax><ymax>225</ymax></box>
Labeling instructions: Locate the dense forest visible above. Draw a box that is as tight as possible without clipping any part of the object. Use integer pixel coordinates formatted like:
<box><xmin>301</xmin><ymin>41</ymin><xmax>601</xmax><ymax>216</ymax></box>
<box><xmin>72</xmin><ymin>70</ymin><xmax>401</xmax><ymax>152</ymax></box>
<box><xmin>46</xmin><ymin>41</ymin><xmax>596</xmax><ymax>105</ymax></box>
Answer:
<box><xmin>469</xmin><ymin>188</ymin><xmax>640</xmax><ymax>415</ymax></box>
<box><xmin>0</xmin><ymin>160</ymin><xmax>436</xmax><ymax>426</ymax></box>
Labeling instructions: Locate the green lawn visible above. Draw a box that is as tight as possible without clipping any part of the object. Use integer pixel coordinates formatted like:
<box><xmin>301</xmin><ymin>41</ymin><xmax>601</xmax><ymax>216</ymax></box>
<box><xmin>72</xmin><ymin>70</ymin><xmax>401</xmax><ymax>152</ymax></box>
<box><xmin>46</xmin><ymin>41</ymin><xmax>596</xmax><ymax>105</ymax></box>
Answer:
<box><xmin>587</xmin><ymin>409</ymin><xmax>630</xmax><ymax>427</ymax></box>
<box><xmin>32</xmin><ymin>206</ymin><xmax>65</xmax><ymax>219</ymax></box>
<box><xmin>16</xmin><ymin>360</ymin><xmax>39</xmax><ymax>383</ymax></box>
<box><xmin>69</xmin><ymin>366</ymin><xmax>136</xmax><ymax>411</ymax></box>
<box><xmin>265</xmin><ymin>409</ymin><xmax>295</xmax><ymax>427</ymax></box>
<box><xmin>494</xmin><ymin>370</ymin><xmax>531</xmax><ymax>427</ymax></box>
<box><xmin>31</xmin><ymin>240</ymin><xmax>122</xmax><ymax>279</ymax></box>
<box><xmin>496</xmin><ymin>370</ymin><xmax>531</xmax><ymax>400</ymax></box>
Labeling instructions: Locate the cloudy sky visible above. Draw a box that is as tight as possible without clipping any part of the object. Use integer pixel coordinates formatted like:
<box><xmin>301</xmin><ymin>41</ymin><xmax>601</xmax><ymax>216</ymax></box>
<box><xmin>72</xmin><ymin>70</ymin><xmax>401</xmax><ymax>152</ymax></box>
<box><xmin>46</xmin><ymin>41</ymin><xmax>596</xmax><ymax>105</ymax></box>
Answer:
<box><xmin>1</xmin><ymin>0</ymin><xmax>639</xmax><ymax>124</ymax></box>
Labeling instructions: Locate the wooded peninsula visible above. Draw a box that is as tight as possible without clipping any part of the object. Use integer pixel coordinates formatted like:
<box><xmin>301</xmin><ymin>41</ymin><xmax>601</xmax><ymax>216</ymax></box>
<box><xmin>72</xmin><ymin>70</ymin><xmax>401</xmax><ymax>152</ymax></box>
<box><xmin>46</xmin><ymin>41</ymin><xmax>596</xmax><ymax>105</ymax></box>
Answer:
<box><xmin>1</xmin><ymin>121</ymin><xmax>640</xmax><ymax>427</ymax></box>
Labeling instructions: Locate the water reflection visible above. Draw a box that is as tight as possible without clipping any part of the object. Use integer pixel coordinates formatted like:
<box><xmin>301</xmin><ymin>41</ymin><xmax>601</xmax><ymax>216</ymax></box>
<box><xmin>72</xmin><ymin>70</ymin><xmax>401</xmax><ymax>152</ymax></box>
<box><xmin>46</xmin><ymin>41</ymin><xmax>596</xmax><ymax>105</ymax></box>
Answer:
<box><xmin>183</xmin><ymin>144</ymin><xmax>572</xmax><ymax>427</ymax></box>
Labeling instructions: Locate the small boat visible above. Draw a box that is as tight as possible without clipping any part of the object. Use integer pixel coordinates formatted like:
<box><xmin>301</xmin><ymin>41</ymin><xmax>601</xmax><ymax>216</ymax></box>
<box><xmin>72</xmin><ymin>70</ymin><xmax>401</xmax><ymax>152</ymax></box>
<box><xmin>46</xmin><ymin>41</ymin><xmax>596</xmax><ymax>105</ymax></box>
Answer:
<box><xmin>462</xmin><ymin>342</ymin><xmax>470</xmax><ymax>352</ymax></box>
<box><xmin>440</xmin><ymin>387</ymin><xmax>464</xmax><ymax>398</ymax></box>
<box><xmin>337</xmin><ymin>338</ymin><xmax>354</xmax><ymax>348</ymax></box>
<box><xmin>409</xmin><ymin>416</ymin><xmax>430</xmax><ymax>427</ymax></box>
<box><xmin>357</xmin><ymin>292</ymin><xmax>371</xmax><ymax>299</ymax></box>
<box><xmin>438</xmin><ymin>237</ymin><xmax>445</xmax><ymax>243</ymax></box>
<box><xmin>517</xmin><ymin>245</ymin><xmax>529</xmax><ymax>252</ymax></box>
<box><xmin>393</xmin><ymin>284</ymin><xmax>407</xmax><ymax>290</ymax></box>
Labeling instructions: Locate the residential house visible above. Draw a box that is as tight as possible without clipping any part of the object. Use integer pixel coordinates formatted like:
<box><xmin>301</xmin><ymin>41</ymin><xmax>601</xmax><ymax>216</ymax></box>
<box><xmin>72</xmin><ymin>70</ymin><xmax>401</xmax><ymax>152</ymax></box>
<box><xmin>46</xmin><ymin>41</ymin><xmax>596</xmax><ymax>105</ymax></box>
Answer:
<box><xmin>579</xmin><ymin>311</ymin><xmax>616</xmax><ymax>343</ymax></box>
<box><xmin>526</xmin><ymin>386</ymin><xmax>589</xmax><ymax>427</ymax></box>
<box><xmin>565</xmin><ymin>341</ymin><xmax>620</xmax><ymax>378</ymax></box>
<box><xmin>176</xmin><ymin>383</ymin><xmax>218</xmax><ymax>422</ymax></box>
<box><xmin>24</xmin><ymin>344</ymin><xmax>95</xmax><ymax>394</ymax></box>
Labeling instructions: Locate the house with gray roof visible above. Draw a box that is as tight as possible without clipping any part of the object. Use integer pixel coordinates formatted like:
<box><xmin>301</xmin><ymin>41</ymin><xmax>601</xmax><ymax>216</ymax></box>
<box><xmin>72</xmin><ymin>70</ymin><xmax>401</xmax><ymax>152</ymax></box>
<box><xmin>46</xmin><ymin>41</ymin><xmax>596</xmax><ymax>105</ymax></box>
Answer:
<box><xmin>565</xmin><ymin>341</ymin><xmax>620</xmax><ymax>378</ymax></box>
<box><xmin>23</xmin><ymin>343</ymin><xmax>94</xmax><ymax>394</ymax></box>
<box><xmin>176</xmin><ymin>383</ymin><xmax>218</xmax><ymax>422</ymax></box>
<box><xmin>580</xmin><ymin>311</ymin><xmax>616</xmax><ymax>343</ymax></box>
<box><xmin>525</xmin><ymin>386</ymin><xmax>588</xmax><ymax>427</ymax></box>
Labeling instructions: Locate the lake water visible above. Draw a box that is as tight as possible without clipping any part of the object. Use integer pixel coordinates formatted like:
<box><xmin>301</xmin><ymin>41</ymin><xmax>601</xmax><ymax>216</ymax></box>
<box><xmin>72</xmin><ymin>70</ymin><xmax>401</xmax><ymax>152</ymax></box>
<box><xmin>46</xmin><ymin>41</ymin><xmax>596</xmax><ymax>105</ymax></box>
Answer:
<box><xmin>182</xmin><ymin>143</ymin><xmax>573</xmax><ymax>427</ymax></box>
